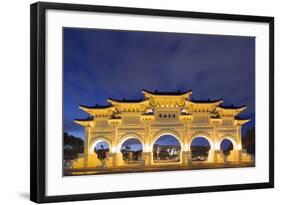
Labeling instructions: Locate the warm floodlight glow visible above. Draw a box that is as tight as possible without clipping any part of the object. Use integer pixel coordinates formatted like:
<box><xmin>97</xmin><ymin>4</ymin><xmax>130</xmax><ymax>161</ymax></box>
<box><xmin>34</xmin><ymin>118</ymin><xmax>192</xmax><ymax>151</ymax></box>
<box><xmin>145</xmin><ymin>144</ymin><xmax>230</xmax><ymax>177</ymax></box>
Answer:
<box><xmin>69</xmin><ymin>90</ymin><xmax>253</xmax><ymax>175</ymax></box>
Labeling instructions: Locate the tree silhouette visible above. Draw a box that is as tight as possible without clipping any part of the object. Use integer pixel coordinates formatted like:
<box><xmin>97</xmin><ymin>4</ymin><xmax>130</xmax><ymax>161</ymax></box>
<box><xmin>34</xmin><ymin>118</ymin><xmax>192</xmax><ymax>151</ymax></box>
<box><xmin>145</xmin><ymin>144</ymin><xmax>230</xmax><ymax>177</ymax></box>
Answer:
<box><xmin>242</xmin><ymin>127</ymin><xmax>255</xmax><ymax>156</ymax></box>
<box><xmin>63</xmin><ymin>132</ymin><xmax>84</xmax><ymax>160</ymax></box>
<box><xmin>94</xmin><ymin>145</ymin><xmax>109</xmax><ymax>161</ymax></box>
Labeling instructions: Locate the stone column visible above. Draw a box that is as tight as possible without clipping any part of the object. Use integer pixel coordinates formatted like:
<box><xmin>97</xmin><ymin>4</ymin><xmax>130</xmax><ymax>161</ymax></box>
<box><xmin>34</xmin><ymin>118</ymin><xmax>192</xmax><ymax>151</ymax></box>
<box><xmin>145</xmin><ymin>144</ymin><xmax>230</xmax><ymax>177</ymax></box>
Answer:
<box><xmin>142</xmin><ymin>122</ymin><xmax>152</xmax><ymax>167</ymax></box>
<box><xmin>212</xmin><ymin>125</ymin><xmax>217</xmax><ymax>163</ymax></box>
<box><xmin>212</xmin><ymin>126</ymin><xmax>224</xmax><ymax>163</ymax></box>
<box><xmin>110</xmin><ymin>125</ymin><xmax>118</xmax><ymax>167</ymax></box>
<box><xmin>228</xmin><ymin>150</ymin><xmax>241</xmax><ymax>162</ymax></box>
<box><xmin>108</xmin><ymin>152</ymin><xmax>118</xmax><ymax>167</ymax></box>
<box><xmin>116</xmin><ymin>152</ymin><xmax>124</xmax><ymax>167</ymax></box>
<box><xmin>237</xmin><ymin>125</ymin><xmax>252</xmax><ymax>163</ymax></box>
<box><xmin>213</xmin><ymin>150</ymin><xmax>225</xmax><ymax>163</ymax></box>
<box><xmin>84</xmin><ymin>126</ymin><xmax>91</xmax><ymax>167</ymax></box>
<box><xmin>182</xmin><ymin>123</ymin><xmax>191</xmax><ymax>166</ymax></box>
<box><xmin>142</xmin><ymin>152</ymin><xmax>152</xmax><ymax>167</ymax></box>
<box><xmin>236</xmin><ymin>125</ymin><xmax>243</xmax><ymax>150</ymax></box>
<box><xmin>89</xmin><ymin>153</ymin><xmax>99</xmax><ymax>167</ymax></box>
<box><xmin>181</xmin><ymin>151</ymin><xmax>192</xmax><ymax>166</ymax></box>
<box><xmin>207</xmin><ymin>150</ymin><xmax>215</xmax><ymax>162</ymax></box>
<box><xmin>227</xmin><ymin>125</ymin><xmax>243</xmax><ymax>163</ymax></box>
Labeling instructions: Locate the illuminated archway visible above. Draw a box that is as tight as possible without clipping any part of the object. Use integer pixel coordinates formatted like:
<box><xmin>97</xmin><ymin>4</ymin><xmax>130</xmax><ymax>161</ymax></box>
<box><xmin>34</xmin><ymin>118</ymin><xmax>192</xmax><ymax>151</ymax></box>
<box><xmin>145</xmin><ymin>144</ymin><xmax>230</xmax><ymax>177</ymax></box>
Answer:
<box><xmin>88</xmin><ymin>137</ymin><xmax>112</xmax><ymax>167</ymax></box>
<box><xmin>151</xmin><ymin>130</ymin><xmax>183</xmax><ymax>151</ymax></box>
<box><xmin>89</xmin><ymin>137</ymin><xmax>111</xmax><ymax>153</ymax></box>
<box><xmin>220</xmin><ymin>138</ymin><xmax>234</xmax><ymax>157</ymax></box>
<box><xmin>120</xmin><ymin>138</ymin><xmax>143</xmax><ymax>163</ymax></box>
<box><xmin>218</xmin><ymin>136</ymin><xmax>237</xmax><ymax>151</ymax></box>
<box><xmin>152</xmin><ymin>134</ymin><xmax>181</xmax><ymax>163</ymax></box>
<box><xmin>190</xmin><ymin>136</ymin><xmax>211</xmax><ymax>162</ymax></box>
<box><xmin>117</xmin><ymin>133</ymin><xmax>144</xmax><ymax>151</ymax></box>
<box><xmin>93</xmin><ymin>140</ymin><xmax>110</xmax><ymax>161</ymax></box>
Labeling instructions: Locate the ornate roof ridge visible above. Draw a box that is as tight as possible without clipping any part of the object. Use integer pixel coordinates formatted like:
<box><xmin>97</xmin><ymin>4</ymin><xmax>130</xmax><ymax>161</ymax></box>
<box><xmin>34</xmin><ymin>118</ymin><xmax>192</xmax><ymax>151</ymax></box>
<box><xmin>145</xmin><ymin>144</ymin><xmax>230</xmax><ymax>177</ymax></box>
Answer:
<box><xmin>142</xmin><ymin>89</ymin><xmax>192</xmax><ymax>96</ymax></box>
<box><xmin>234</xmin><ymin>116</ymin><xmax>250</xmax><ymax>120</ymax></box>
<box><xmin>79</xmin><ymin>104</ymin><xmax>113</xmax><ymax>109</ymax></box>
<box><xmin>189</xmin><ymin>98</ymin><xmax>223</xmax><ymax>104</ymax></box>
<box><xmin>107</xmin><ymin>98</ymin><xmax>146</xmax><ymax>103</ymax></box>
<box><xmin>74</xmin><ymin>117</ymin><xmax>93</xmax><ymax>122</ymax></box>
<box><xmin>218</xmin><ymin>104</ymin><xmax>246</xmax><ymax>110</ymax></box>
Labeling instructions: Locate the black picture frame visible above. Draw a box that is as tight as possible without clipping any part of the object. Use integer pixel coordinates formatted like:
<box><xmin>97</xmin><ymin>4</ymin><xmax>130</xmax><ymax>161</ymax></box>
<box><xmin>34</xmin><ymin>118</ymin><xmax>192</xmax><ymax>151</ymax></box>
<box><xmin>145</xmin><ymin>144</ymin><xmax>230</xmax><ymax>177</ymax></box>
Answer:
<box><xmin>30</xmin><ymin>2</ymin><xmax>274</xmax><ymax>203</ymax></box>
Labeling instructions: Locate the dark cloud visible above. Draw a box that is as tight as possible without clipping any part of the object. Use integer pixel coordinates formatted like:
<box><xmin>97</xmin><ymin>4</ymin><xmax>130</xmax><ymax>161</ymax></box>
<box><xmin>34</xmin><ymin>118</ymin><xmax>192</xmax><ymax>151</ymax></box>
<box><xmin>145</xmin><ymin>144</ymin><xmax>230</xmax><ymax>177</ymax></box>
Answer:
<box><xmin>63</xmin><ymin>28</ymin><xmax>255</xmax><ymax>139</ymax></box>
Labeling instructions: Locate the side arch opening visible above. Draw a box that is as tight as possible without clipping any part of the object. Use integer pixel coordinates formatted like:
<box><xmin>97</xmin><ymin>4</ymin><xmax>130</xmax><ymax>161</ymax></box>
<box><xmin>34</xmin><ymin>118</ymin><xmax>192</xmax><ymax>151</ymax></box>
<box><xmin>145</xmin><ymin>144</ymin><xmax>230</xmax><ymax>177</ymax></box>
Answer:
<box><xmin>120</xmin><ymin>138</ymin><xmax>143</xmax><ymax>164</ymax></box>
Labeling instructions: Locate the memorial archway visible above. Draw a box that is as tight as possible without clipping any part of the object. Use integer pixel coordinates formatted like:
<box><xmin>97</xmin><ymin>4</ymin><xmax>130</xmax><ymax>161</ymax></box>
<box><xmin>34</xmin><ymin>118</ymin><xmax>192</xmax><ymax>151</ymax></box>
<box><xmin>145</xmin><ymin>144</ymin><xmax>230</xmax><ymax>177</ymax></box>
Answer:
<box><xmin>73</xmin><ymin>89</ymin><xmax>252</xmax><ymax>171</ymax></box>
<box><xmin>152</xmin><ymin>134</ymin><xmax>182</xmax><ymax>163</ymax></box>
<box><xmin>190</xmin><ymin>135</ymin><xmax>212</xmax><ymax>162</ymax></box>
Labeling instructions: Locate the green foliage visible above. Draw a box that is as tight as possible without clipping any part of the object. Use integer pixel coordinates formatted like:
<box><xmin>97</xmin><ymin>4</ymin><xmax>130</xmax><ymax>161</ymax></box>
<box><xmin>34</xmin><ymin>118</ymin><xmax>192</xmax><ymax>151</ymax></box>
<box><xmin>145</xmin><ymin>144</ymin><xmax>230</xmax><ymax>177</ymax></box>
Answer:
<box><xmin>63</xmin><ymin>132</ymin><xmax>84</xmax><ymax>160</ymax></box>
<box><xmin>94</xmin><ymin>147</ymin><xmax>109</xmax><ymax>161</ymax></box>
<box><xmin>121</xmin><ymin>149</ymin><xmax>142</xmax><ymax>161</ymax></box>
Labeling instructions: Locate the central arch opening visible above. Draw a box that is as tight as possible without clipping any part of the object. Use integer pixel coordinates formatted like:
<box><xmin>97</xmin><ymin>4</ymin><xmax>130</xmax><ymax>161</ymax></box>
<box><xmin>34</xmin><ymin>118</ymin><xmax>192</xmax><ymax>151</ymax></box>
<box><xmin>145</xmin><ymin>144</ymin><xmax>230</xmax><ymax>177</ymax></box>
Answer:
<box><xmin>120</xmin><ymin>138</ymin><xmax>143</xmax><ymax>164</ymax></box>
<box><xmin>190</xmin><ymin>136</ymin><xmax>211</xmax><ymax>162</ymax></box>
<box><xmin>153</xmin><ymin>134</ymin><xmax>181</xmax><ymax>163</ymax></box>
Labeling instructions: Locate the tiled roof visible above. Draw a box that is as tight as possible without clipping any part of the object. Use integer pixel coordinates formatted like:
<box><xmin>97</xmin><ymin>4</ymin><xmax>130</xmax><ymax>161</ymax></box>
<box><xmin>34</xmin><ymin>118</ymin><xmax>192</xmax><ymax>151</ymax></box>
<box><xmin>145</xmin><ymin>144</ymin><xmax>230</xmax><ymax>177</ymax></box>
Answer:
<box><xmin>142</xmin><ymin>89</ymin><xmax>192</xmax><ymax>95</ymax></box>
<box><xmin>234</xmin><ymin>116</ymin><xmax>250</xmax><ymax>120</ymax></box>
<box><xmin>219</xmin><ymin>104</ymin><xmax>246</xmax><ymax>109</ymax></box>
<box><xmin>190</xmin><ymin>98</ymin><xmax>223</xmax><ymax>103</ymax></box>
<box><xmin>80</xmin><ymin>104</ymin><xmax>112</xmax><ymax>109</ymax></box>
<box><xmin>108</xmin><ymin>98</ymin><xmax>145</xmax><ymax>103</ymax></box>
<box><xmin>74</xmin><ymin>117</ymin><xmax>93</xmax><ymax>121</ymax></box>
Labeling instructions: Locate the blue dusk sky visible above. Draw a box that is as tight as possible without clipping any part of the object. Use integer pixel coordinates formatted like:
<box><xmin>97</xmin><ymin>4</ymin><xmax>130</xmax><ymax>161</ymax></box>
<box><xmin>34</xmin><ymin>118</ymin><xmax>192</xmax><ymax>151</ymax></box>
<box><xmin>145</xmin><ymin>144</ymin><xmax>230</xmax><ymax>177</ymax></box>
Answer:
<box><xmin>63</xmin><ymin>28</ymin><xmax>255</xmax><ymax>148</ymax></box>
